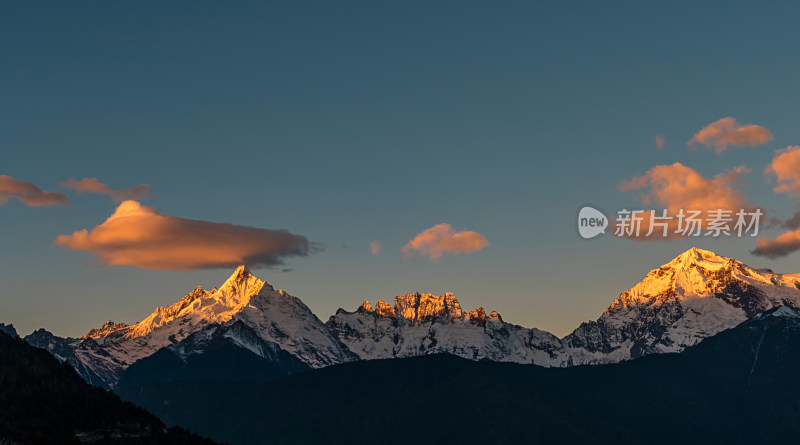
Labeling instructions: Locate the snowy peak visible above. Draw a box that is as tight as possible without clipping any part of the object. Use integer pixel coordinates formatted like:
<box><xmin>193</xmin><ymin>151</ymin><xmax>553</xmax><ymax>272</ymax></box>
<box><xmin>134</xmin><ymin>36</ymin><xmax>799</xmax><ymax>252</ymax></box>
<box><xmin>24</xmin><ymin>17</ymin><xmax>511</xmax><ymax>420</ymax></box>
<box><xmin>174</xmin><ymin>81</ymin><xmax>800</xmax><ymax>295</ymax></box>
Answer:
<box><xmin>463</xmin><ymin>307</ymin><xmax>502</xmax><ymax>326</ymax></box>
<box><xmin>671</xmin><ymin>247</ymin><xmax>727</xmax><ymax>269</ymax></box>
<box><xmin>31</xmin><ymin>265</ymin><xmax>357</xmax><ymax>387</ymax></box>
<box><xmin>567</xmin><ymin>247</ymin><xmax>800</xmax><ymax>365</ymax></box>
<box><xmin>396</xmin><ymin>292</ymin><xmax>463</xmax><ymax>322</ymax></box>
<box><xmin>134</xmin><ymin>265</ymin><xmax>356</xmax><ymax>369</ymax></box>
<box><xmin>354</xmin><ymin>292</ymin><xmax>505</xmax><ymax>325</ymax></box>
<box><xmin>360</xmin><ymin>292</ymin><xmax>468</xmax><ymax>323</ymax></box>
<box><xmin>667</xmin><ymin>248</ymin><xmax>753</xmax><ymax>297</ymax></box>
<box><xmin>83</xmin><ymin>321</ymin><xmax>129</xmax><ymax>340</ymax></box>
<box><xmin>30</xmin><ymin>249</ymin><xmax>800</xmax><ymax>388</ymax></box>
<box><xmin>327</xmin><ymin>291</ymin><xmax>564</xmax><ymax>365</ymax></box>
<box><xmin>606</xmin><ymin>247</ymin><xmax>760</xmax><ymax>313</ymax></box>
<box><xmin>374</xmin><ymin>300</ymin><xmax>396</xmax><ymax>318</ymax></box>
<box><xmin>125</xmin><ymin>286</ymin><xmax>209</xmax><ymax>339</ymax></box>
<box><xmin>665</xmin><ymin>247</ymin><xmax>751</xmax><ymax>280</ymax></box>
<box><xmin>232</xmin><ymin>264</ymin><xmax>251</xmax><ymax>278</ymax></box>
<box><xmin>214</xmin><ymin>264</ymin><xmax>267</xmax><ymax>309</ymax></box>
<box><xmin>220</xmin><ymin>264</ymin><xmax>260</xmax><ymax>293</ymax></box>
<box><xmin>125</xmin><ymin>266</ymin><xmax>270</xmax><ymax>340</ymax></box>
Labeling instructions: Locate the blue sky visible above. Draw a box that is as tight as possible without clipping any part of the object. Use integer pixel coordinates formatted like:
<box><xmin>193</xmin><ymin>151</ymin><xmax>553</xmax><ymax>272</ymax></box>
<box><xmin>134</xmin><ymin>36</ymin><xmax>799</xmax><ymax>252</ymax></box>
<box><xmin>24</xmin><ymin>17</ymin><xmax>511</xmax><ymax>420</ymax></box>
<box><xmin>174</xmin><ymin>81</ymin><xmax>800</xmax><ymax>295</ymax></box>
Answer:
<box><xmin>2</xmin><ymin>1</ymin><xmax>800</xmax><ymax>337</ymax></box>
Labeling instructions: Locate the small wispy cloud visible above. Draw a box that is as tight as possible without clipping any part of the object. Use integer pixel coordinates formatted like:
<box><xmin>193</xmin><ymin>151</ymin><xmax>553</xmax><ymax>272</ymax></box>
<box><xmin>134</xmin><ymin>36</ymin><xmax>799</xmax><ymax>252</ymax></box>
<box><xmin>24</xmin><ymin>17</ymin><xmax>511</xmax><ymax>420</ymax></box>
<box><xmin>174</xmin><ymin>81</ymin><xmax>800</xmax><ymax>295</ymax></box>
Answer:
<box><xmin>402</xmin><ymin>223</ymin><xmax>488</xmax><ymax>261</ymax></box>
<box><xmin>752</xmin><ymin>229</ymin><xmax>800</xmax><ymax>259</ymax></box>
<box><xmin>687</xmin><ymin>117</ymin><xmax>773</xmax><ymax>154</ymax></box>
<box><xmin>765</xmin><ymin>146</ymin><xmax>800</xmax><ymax>198</ymax></box>
<box><xmin>751</xmin><ymin>147</ymin><xmax>800</xmax><ymax>259</ymax></box>
<box><xmin>370</xmin><ymin>241</ymin><xmax>381</xmax><ymax>256</ymax></box>
<box><xmin>655</xmin><ymin>135</ymin><xmax>665</xmax><ymax>149</ymax></box>
<box><xmin>62</xmin><ymin>177</ymin><xmax>154</xmax><ymax>202</ymax></box>
<box><xmin>0</xmin><ymin>175</ymin><xmax>69</xmax><ymax>207</ymax></box>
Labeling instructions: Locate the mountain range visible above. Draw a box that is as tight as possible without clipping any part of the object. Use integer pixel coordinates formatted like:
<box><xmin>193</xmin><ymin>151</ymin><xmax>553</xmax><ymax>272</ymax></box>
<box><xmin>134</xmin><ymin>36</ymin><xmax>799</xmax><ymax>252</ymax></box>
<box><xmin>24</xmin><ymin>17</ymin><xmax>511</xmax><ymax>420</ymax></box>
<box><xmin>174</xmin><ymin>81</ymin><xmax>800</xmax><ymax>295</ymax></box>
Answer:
<box><xmin>6</xmin><ymin>246</ymin><xmax>800</xmax><ymax>444</ymax></box>
<box><xmin>12</xmin><ymin>247</ymin><xmax>800</xmax><ymax>389</ymax></box>
<box><xmin>121</xmin><ymin>305</ymin><xmax>800</xmax><ymax>444</ymax></box>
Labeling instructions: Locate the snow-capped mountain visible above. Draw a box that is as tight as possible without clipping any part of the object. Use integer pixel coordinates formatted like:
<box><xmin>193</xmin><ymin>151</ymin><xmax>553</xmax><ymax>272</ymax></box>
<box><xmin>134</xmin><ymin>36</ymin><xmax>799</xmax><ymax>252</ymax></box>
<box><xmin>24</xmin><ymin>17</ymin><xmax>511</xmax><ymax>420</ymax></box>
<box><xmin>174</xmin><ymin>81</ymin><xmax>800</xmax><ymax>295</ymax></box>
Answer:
<box><xmin>116</xmin><ymin>320</ymin><xmax>311</xmax><ymax>390</ymax></box>
<box><xmin>82</xmin><ymin>320</ymin><xmax>129</xmax><ymax>340</ymax></box>
<box><xmin>25</xmin><ymin>265</ymin><xmax>355</xmax><ymax>388</ymax></box>
<box><xmin>326</xmin><ymin>293</ymin><xmax>567</xmax><ymax>365</ymax></box>
<box><xmin>19</xmin><ymin>247</ymin><xmax>800</xmax><ymax>387</ymax></box>
<box><xmin>563</xmin><ymin>247</ymin><xmax>800</xmax><ymax>364</ymax></box>
<box><xmin>327</xmin><ymin>247</ymin><xmax>800</xmax><ymax>367</ymax></box>
<box><xmin>124</xmin><ymin>294</ymin><xmax>800</xmax><ymax>445</ymax></box>
<box><xmin>23</xmin><ymin>328</ymin><xmax>111</xmax><ymax>386</ymax></box>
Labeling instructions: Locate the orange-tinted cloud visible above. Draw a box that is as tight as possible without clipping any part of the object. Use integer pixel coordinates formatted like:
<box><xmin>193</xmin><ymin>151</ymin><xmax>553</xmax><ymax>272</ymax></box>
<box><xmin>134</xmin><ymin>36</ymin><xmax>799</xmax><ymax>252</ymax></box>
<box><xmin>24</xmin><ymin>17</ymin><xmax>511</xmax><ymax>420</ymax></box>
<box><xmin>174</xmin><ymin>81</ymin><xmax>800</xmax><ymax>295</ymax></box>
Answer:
<box><xmin>62</xmin><ymin>177</ymin><xmax>154</xmax><ymax>202</ymax></box>
<box><xmin>618</xmin><ymin>174</ymin><xmax>649</xmax><ymax>192</ymax></box>
<box><xmin>655</xmin><ymin>135</ymin><xmax>665</xmax><ymax>149</ymax></box>
<box><xmin>778</xmin><ymin>205</ymin><xmax>800</xmax><ymax>230</ymax></box>
<box><xmin>0</xmin><ymin>175</ymin><xmax>69</xmax><ymax>207</ymax></box>
<box><xmin>751</xmin><ymin>147</ymin><xmax>800</xmax><ymax>257</ymax></box>
<box><xmin>402</xmin><ymin>223</ymin><xmax>488</xmax><ymax>261</ymax></box>
<box><xmin>53</xmin><ymin>200</ymin><xmax>315</xmax><ymax>270</ymax></box>
<box><xmin>765</xmin><ymin>146</ymin><xmax>800</xmax><ymax>198</ymax></box>
<box><xmin>687</xmin><ymin>117</ymin><xmax>773</xmax><ymax>154</ymax></box>
<box><xmin>752</xmin><ymin>229</ymin><xmax>800</xmax><ymax>259</ymax></box>
<box><xmin>617</xmin><ymin>162</ymin><xmax>760</xmax><ymax>240</ymax></box>
<box><xmin>370</xmin><ymin>241</ymin><xmax>381</xmax><ymax>256</ymax></box>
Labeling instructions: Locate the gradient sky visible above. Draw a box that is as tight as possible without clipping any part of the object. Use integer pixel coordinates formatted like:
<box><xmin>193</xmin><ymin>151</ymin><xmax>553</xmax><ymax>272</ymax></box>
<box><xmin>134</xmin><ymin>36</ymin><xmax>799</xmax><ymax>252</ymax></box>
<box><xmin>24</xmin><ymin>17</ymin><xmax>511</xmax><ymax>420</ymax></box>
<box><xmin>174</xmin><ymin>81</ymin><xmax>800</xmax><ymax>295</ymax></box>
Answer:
<box><xmin>2</xmin><ymin>1</ymin><xmax>800</xmax><ymax>338</ymax></box>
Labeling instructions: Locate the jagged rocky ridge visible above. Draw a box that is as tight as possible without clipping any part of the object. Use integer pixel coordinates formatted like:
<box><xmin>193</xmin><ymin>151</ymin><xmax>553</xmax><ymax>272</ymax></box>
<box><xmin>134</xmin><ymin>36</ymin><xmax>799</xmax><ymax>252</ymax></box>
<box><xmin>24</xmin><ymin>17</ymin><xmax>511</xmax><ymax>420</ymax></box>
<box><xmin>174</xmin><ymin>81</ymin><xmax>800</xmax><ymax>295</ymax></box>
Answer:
<box><xmin>122</xmin><ymin>304</ymin><xmax>800</xmax><ymax>445</ymax></box>
<box><xmin>17</xmin><ymin>247</ymin><xmax>800</xmax><ymax>386</ymax></box>
<box><xmin>0</xmin><ymin>322</ymin><xmax>18</xmax><ymax>338</ymax></box>
<box><xmin>326</xmin><ymin>293</ymin><xmax>566</xmax><ymax>365</ymax></box>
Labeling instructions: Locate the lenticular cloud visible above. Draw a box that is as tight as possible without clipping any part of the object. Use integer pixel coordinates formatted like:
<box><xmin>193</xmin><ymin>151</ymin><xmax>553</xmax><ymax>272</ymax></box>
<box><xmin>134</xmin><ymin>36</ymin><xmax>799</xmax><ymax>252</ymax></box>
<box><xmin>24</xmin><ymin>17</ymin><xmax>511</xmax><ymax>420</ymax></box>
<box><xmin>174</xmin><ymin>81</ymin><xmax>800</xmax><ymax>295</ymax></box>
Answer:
<box><xmin>53</xmin><ymin>200</ymin><xmax>316</xmax><ymax>270</ymax></box>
